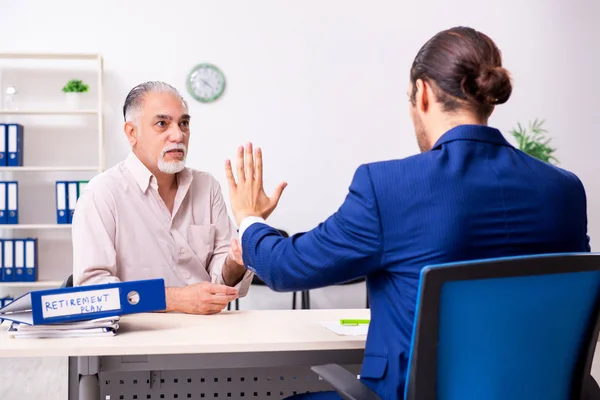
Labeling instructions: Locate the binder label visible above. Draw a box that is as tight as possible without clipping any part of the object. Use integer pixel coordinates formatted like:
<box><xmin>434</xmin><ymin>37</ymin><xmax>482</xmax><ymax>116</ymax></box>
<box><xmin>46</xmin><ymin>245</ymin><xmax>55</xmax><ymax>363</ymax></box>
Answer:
<box><xmin>41</xmin><ymin>288</ymin><xmax>121</xmax><ymax>318</ymax></box>
<box><xmin>7</xmin><ymin>125</ymin><xmax>17</xmax><ymax>153</ymax></box>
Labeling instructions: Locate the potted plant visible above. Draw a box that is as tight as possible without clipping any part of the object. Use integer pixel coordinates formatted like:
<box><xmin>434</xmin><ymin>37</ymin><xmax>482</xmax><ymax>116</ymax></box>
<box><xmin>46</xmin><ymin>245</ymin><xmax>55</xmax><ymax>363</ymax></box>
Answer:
<box><xmin>62</xmin><ymin>79</ymin><xmax>89</xmax><ymax>109</ymax></box>
<box><xmin>509</xmin><ymin>118</ymin><xmax>558</xmax><ymax>164</ymax></box>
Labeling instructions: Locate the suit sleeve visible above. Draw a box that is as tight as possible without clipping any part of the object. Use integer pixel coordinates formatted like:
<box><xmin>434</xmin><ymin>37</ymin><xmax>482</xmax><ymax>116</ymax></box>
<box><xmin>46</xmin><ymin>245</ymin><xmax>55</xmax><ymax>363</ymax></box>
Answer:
<box><xmin>241</xmin><ymin>164</ymin><xmax>383</xmax><ymax>292</ymax></box>
<box><xmin>573</xmin><ymin>174</ymin><xmax>591</xmax><ymax>252</ymax></box>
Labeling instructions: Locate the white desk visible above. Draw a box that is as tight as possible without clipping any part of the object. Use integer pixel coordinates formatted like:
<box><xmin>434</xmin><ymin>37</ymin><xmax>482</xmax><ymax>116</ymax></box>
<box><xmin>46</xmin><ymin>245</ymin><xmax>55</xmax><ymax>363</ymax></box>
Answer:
<box><xmin>0</xmin><ymin>309</ymin><xmax>369</xmax><ymax>400</ymax></box>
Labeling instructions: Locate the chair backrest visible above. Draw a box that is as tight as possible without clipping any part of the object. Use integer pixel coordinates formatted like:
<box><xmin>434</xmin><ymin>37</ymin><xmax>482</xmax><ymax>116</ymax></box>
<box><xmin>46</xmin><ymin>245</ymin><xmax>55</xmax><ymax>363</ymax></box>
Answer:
<box><xmin>404</xmin><ymin>253</ymin><xmax>600</xmax><ymax>400</ymax></box>
<box><xmin>61</xmin><ymin>274</ymin><xmax>73</xmax><ymax>288</ymax></box>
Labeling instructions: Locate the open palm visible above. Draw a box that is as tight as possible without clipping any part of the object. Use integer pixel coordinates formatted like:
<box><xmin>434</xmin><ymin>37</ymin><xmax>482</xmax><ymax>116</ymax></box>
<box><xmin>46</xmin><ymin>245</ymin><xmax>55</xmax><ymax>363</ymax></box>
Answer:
<box><xmin>225</xmin><ymin>143</ymin><xmax>287</xmax><ymax>225</ymax></box>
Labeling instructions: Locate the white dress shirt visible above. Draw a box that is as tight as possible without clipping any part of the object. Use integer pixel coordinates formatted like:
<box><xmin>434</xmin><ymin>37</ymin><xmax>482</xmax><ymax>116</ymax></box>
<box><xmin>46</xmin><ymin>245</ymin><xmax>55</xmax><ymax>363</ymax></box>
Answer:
<box><xmin>72</xmin><ymin>152</ymin><xmax>254</xmax><ymax>295</ymax></box>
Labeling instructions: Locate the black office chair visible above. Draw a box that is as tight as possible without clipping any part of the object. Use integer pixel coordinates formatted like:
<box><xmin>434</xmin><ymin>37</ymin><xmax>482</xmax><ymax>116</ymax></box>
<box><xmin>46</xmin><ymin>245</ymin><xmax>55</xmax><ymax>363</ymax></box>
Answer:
<box><xmin>61</xmin><ymin>274</ymin><xmax>74</xmax><ymax>288</ymax></box>
<box><xmin>312</xmin><ymin>253</ymin><xmax>600</xmax><ymax>400</ymax></box>
<box><xmin>300</xmin><ymin>277</ymin><xmax>369</xmax><ymax>311</ymax></box>
<box><xmin>249</xmin><ymin>274</ymin><xmax>310</xmax><ymax>310</ymax></box>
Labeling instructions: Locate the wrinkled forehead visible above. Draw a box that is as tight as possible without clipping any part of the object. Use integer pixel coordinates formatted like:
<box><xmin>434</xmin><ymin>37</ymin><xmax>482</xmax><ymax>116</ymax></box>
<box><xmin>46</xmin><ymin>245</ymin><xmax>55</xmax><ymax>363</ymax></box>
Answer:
<box><xmin>140</xmin><ymin>91</ymin><xmax>189</xmax><ymax>118</ymax></box>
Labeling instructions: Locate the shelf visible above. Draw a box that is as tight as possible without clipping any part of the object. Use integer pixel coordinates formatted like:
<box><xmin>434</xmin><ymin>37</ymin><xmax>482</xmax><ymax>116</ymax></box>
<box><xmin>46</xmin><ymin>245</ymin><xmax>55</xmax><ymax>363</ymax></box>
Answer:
<box><xmin>0</xmin><ymin>166</ymin><xmax>100</xmax><ymax>172</ymax></box>
<box><xmin>0</xmin><ymin>109</ymin><xmax>99</xmax><ymax>115</ymax></box>
<box><xmin>0</xmin><ymin>53</ymin><xmax>101</xmax><ymax>60</ymax></box>
<box><xmin>0</xmin><ymin>280</ymin><xmax>62</xmax><ymax>288</ymax></box>
<box><xmin>0</xmin><ymin>224</ymin><xmax>71</xmax><ymax>230</ymax></box>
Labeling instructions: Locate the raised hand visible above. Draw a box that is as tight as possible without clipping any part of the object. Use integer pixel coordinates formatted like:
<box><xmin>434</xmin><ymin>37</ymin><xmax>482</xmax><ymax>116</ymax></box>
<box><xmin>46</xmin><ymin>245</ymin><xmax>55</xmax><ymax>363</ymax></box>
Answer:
<box><xmin>225</xmin><ymin>142</ymin><xmax>287</xmax><ymax>225</ymax></box>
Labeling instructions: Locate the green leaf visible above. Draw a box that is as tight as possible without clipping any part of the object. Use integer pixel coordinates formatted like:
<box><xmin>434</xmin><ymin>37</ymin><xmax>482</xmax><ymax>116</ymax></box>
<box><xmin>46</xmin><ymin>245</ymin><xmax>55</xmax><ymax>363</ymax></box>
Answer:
<box><xmin>510</xmin><ymin>119</ymin><xmax>558</xmax><ymax>164</ymax></box>
<box><xmin>62</xmin><ymin>79</ymin><xmax>89</xmax><ymax>93</ymax></box>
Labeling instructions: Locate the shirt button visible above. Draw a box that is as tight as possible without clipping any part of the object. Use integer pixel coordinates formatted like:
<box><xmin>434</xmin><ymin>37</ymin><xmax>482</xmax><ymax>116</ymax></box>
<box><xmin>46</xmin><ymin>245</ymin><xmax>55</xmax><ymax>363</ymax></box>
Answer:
<box><xmin>179</xmin><ymin>248</ymin><xmax>185</xmax><ymax>254</ymax></box>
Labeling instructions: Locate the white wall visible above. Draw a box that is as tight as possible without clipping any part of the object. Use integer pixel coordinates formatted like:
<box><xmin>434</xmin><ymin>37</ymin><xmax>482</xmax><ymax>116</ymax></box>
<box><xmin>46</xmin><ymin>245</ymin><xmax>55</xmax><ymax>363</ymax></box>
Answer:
<box><xmin>0</xmin><ymin>0</ymin><xmax>598</xmax><ymax>305</ymax></box>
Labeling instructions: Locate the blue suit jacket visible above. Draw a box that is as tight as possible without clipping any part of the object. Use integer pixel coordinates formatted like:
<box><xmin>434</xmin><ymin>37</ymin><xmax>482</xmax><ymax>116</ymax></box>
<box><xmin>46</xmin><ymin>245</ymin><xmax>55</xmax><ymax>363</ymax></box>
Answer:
<box><xmin>241</xmin><ymin>125</ymin><xmax>591</xmax><ymax>399</ymax></box>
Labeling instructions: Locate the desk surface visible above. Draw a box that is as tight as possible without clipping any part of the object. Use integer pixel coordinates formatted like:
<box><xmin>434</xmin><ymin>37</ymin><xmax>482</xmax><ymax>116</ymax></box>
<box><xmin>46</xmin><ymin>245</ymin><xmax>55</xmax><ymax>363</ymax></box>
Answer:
<box><xmin>0</xmin><ymin>309</ymin><xmax>369</xmax><ymax>358</ymax></box>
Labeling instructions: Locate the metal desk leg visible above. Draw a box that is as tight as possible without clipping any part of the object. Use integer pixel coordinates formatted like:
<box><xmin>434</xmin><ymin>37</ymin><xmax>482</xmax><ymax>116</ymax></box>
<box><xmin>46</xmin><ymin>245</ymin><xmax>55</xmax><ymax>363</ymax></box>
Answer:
<box><xmin>78</xmin><ymin>356</ymin><xmax>100</xmax><ymax>400</ymax></box>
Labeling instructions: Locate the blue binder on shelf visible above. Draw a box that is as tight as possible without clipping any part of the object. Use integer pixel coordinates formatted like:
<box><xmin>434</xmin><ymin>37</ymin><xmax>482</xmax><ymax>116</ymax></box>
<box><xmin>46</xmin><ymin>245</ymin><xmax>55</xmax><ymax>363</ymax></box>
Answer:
<box><xmin>55</xmin><ymin>181</ymin><xmax>68</xmax><ymax>224</ymax></box>
<box><xmin>0</xmin><ymin>278</ymin><xmax>167</xmax><ymax>325</ymax></box>
<box><xmin>0</xmin><ymin>124</ymin><xmax>6</xmax><ymax>167</ymax></box>
<box><xmin>0</xmin><ymin>238</ymin><xmax>3</xmax><ymax>282</ymax></box>
<box><xmin>24</xmin><ymin>238</ymin><xmax>37</xmax><ymax>282</ymax></box>
<box><xmin>6</xmin><ymin>181</ymin><xmax>18</xmax><ymax>224</ymax></box>
<box><xmin>0</xmin><ymin>182</ymin><xmax>6</xmax><ymax>224</ymax></box>
<box><xmin>6</xmin><ymin>124</ymin><xmax>23</xmax><ymax>167</ymax></box>
<box><xmin>2</xmin><ymin>239</ymin><xmax>14</xmax><ymax>282</ymax></box>
<box><xmin>13</xmin><ymin>239</ymin><xmax>25</xmax><ymax>282</ymax></box>
<box><xmin>67</xmin><ymin>181</ymin><xmax>78</xmax><ymax>223</ymax></box>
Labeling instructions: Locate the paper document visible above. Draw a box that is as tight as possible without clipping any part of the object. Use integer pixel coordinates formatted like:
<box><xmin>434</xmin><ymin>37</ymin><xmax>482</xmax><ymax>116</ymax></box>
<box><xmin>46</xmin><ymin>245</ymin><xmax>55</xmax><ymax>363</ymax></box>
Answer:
<box><xmin>6</xmin><ymin>316</ymin><xmax>120</xmax><ymax>339</ymax></box>
<box><xmin>319</xmin><ymin>321</ymin><xmax>369</xmax><ymax>336</ymax></box>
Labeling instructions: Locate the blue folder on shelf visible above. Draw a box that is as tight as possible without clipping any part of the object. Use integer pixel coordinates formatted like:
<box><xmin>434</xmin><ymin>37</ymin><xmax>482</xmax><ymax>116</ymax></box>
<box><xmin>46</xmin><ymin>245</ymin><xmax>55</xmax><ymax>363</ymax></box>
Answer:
<box><xmin>0</xmin><ymin>124</ymin><xmax>6</xmax><ymax>167</ymax></box>
<box><xmin>0</xmin><ymin>182</ymin><xmax>6</xmax><ymax>224</ymax></box>
<box><xmin>67</xmin><ymin>181</ymin><xmax>78</xmax><ymax>223</ymax></box>
<box><xmin>24</xmin><ymin>238</ymin><xmax>37</xmax><ymax>282</ymax></box>
<box><xmin>2</xmin><ymin>239</ymin><xmax>14</xmax><ymax>282</ymax></box>
<box><xmin>13</xmin><ymin>239</ymin><xmax>25</xmax><ymax>281</ymax></box>
<box><xmin>55</xmin><ymin>181</ymin><xmax>68</xmax><ymax>224</ymax></box>
<box><xmin>6</xmin><ymin>124</ymin><xmax>23</xmax><ymax>167</ymax></box>
<box><xmin>6</xmin><ymin>181</ymin><xmax>18</xmax><ymax>224</ymax></box>
<box><xmin>0</xmin><ymin>278</ymin><xmax>167</xmax><ymax>325</ymax></box>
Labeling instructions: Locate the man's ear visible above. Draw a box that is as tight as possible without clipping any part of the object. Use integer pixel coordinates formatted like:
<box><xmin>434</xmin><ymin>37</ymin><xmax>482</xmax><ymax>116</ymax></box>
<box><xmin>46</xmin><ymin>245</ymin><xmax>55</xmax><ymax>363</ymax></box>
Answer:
<box><xmin>415</xmin><ymin>78</ymin><xmax>429</xmax><ymax>113</ymax></box>
<box><xmin>124</xmin><ymin>122</ymin><xmax>138</xmax><ymax>146</ymax></box>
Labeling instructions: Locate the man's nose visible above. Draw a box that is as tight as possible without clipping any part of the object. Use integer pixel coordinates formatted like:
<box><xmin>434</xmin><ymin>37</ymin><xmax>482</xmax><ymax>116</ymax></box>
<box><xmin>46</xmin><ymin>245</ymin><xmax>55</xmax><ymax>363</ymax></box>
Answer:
<box><xmin>168</xmin><ymin>127</ymin><xmax>185</xmax><ymax>142</ymax></box>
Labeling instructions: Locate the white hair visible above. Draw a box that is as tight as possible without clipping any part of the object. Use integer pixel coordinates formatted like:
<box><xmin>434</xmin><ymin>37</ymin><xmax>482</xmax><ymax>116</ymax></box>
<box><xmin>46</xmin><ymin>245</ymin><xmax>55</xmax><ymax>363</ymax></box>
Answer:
<box><xmin>122</xmin><ymin>81</ymin><xmax>188</xmax><ymax>125</ymax></box>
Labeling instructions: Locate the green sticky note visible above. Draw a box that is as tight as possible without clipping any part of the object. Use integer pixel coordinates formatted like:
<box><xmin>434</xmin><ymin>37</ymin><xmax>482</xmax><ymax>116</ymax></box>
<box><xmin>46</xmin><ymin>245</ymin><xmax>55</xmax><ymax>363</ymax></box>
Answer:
<box><xmin>340</xmin><ymin>319</ymin><xmax>370</xmax><ymax>326</ymax></box>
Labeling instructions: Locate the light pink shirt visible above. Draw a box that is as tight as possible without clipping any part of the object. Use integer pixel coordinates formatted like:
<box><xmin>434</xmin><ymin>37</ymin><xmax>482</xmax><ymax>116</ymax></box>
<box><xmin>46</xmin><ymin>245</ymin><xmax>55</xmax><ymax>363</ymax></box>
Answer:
<box><xmin>72</xmin><ymin>152</ymin><xmax>253</xmax><ymax>296</ymax></box>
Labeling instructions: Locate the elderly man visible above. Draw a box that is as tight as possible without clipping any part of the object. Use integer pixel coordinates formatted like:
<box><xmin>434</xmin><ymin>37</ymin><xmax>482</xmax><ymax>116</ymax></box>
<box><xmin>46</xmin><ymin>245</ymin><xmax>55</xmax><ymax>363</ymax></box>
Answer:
<box><xmin>72</xmin><ymin>81</ymin><xmax>252</xmax><ymax>315</ymax></box>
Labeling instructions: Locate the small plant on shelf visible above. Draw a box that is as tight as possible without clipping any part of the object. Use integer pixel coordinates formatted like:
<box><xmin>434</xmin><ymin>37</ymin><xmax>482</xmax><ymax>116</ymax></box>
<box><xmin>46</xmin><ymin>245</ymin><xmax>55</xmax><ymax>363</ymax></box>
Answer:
<box><xmin>509</xmin><ymin>118</ymin><xmax>558</xmax><ymax>165</ymax></box>
<box><xmin>62</xmin><ymin>79</ymin><xmax>89</xmax><ymax>93</ymax></box>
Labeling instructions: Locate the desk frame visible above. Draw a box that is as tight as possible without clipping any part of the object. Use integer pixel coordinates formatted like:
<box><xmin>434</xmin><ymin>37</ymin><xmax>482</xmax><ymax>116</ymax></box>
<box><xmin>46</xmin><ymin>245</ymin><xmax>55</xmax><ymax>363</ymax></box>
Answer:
<box><xmin>69</xmin><ymin>349</ymin><xmax>363</xmax><ymax>400</ymax></box>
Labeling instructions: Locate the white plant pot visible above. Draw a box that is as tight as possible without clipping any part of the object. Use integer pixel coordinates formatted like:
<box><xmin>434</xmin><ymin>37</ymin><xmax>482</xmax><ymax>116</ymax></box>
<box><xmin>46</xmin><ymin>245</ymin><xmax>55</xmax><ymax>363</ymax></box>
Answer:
<box><xmin>65</xmin><ymin>92</ymin><xmax>83</xmax><ymax>110</ymax></box>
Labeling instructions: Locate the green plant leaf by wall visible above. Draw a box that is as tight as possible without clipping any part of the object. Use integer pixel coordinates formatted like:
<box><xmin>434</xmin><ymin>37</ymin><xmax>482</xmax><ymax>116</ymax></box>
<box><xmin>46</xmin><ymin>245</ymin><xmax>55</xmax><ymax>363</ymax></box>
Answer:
<box><xmin>510</xmin><ymin>118</ymin><xmax>558</xmax><ymax>164</ymax></box>
<box><xmin>62</xmin><ymin>79</ymin><xmax>89</xmax><ymax>93</ymax></box>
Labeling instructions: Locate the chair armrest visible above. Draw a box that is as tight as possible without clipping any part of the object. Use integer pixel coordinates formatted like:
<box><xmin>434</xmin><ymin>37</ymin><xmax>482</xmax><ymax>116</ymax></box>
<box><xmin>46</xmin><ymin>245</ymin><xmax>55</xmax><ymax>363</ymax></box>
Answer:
<box><xmin>583</xmin><ymin>375</ymin><xmax>600</xmax><ymax>400</ymax></box>
<box><xmin>311</xmin><ymin>364</ymin><xmax>381</xmax><ymax>400</ymax></box>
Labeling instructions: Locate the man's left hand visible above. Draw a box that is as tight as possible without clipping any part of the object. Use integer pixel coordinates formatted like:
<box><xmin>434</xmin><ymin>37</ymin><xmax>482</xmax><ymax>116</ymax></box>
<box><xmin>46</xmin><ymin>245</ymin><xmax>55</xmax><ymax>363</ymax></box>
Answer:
<box><xmin>225</xmin><ymin>142</ymin><xmax>287</xmax><ymax>225</ymax></box>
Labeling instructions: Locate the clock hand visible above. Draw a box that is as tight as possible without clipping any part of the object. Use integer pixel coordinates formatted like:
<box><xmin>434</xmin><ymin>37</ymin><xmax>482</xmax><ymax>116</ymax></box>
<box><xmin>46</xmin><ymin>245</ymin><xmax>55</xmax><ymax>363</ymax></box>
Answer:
<box><xmin>200</xmin><ymin>79</ymin><xmax>213</xmax><ymax>90</ymax></box>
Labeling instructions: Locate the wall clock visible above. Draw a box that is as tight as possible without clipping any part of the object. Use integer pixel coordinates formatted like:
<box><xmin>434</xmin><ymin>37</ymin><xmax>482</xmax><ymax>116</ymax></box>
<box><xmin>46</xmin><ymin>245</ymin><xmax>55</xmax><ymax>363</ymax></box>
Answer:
<box><xmin>186</xmin><ymin>63</ymin><xmax>226</xmax><ymax>103</ymax></box>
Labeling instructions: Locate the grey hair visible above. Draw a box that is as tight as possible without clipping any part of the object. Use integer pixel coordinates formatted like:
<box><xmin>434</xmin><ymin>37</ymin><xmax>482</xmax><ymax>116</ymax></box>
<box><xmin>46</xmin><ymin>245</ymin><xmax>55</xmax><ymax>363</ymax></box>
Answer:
<box><xmin>122</xmin><ymin>81</ymin><xmax>188</xmax><ymax>123</ymax></box>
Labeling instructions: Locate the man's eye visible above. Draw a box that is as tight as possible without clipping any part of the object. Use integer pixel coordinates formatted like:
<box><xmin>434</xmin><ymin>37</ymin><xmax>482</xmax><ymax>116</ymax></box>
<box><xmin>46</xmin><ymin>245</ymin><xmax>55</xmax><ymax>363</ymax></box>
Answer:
<box><xmin>156</xmin><ymin>121</ymin><xmax>166</xmax><ymax>127</ymax></box>
<box><xmin>180</xmin><ymin>121</ymin><xmax>190</xmax><ymax>128</ymax></box>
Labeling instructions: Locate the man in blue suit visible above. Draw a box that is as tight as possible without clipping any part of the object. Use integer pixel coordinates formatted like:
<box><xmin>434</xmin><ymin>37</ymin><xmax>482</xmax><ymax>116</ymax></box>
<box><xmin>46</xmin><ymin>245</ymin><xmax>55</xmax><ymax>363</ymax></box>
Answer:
<box><xmin>224</xmin><ymin>26</ymin><xmax>591</xmax><ymax>399</ymax></box>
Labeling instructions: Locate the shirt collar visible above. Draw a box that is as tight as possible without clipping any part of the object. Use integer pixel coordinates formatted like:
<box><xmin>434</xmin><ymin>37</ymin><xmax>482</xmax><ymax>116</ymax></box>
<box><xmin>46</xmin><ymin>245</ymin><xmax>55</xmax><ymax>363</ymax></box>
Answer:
<box><xmin>124</xmin><ymin>152</ymin><xmax>193</xmax><ymax>193</ymax></box>
<box><xmin>432</xmin><ymin>124</ymin><xmax>513</xmax><ymax>150</ymax></box>
<box><xmin>125</xmin><ymin>152</ymin><xmax>153</xmax><ymax>193</ymax></box>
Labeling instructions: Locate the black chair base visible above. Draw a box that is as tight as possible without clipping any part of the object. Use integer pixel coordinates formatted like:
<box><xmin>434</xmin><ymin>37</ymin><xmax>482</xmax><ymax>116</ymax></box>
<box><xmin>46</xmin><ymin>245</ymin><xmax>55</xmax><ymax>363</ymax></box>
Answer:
<box><xmin>311</xmin><ymin>364</ymin><xmax>380</xmax><ymax>400</ymax></box>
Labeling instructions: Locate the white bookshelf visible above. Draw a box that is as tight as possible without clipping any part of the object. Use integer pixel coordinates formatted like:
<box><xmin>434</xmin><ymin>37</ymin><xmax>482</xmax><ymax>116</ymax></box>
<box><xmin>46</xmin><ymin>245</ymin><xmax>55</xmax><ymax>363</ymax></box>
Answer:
<box><xmin>0</xmin><ymin>224</ymin><xmax>73</xmax><ymax>230</ymax></box>
<box><xmin>0</xmin><ymin>166</ymin><xmax>100</xmax><ymax>172</ymax></box>
<box><xmin>0</xmin><ymin>53</ymin><xmax>100</xmax><ymax>60</ymax></box>
<box><xmin>0</xmin><ymin>52</ymin><xmax>105</xmax><ymax>289</ymax></box>
<box><xmin>0</xmin><ymin>109</ymin><xmax>99</xmax><ymax>115</ymax></box>
<box><xmin>0</xmin><ymin>280</ymin><xmax>62</xmax><ymax>288</ymax></box>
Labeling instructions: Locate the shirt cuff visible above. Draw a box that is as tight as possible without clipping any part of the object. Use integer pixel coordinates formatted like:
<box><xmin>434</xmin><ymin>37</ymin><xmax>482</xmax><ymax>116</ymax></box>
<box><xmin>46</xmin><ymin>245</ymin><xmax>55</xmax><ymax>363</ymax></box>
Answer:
<box><xmin>239</xmin><ymin>216</ymin><xmax>268</xmax><ymax>240</ymax></box>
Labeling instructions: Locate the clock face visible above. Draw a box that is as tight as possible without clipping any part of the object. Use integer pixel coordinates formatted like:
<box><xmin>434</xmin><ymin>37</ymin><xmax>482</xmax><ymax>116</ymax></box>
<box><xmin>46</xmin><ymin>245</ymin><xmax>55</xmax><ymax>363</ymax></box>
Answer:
<box><xmin>187</xmin><ymin>63</ymin><xmax>226</xmax><ymax>103</ymax></box>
